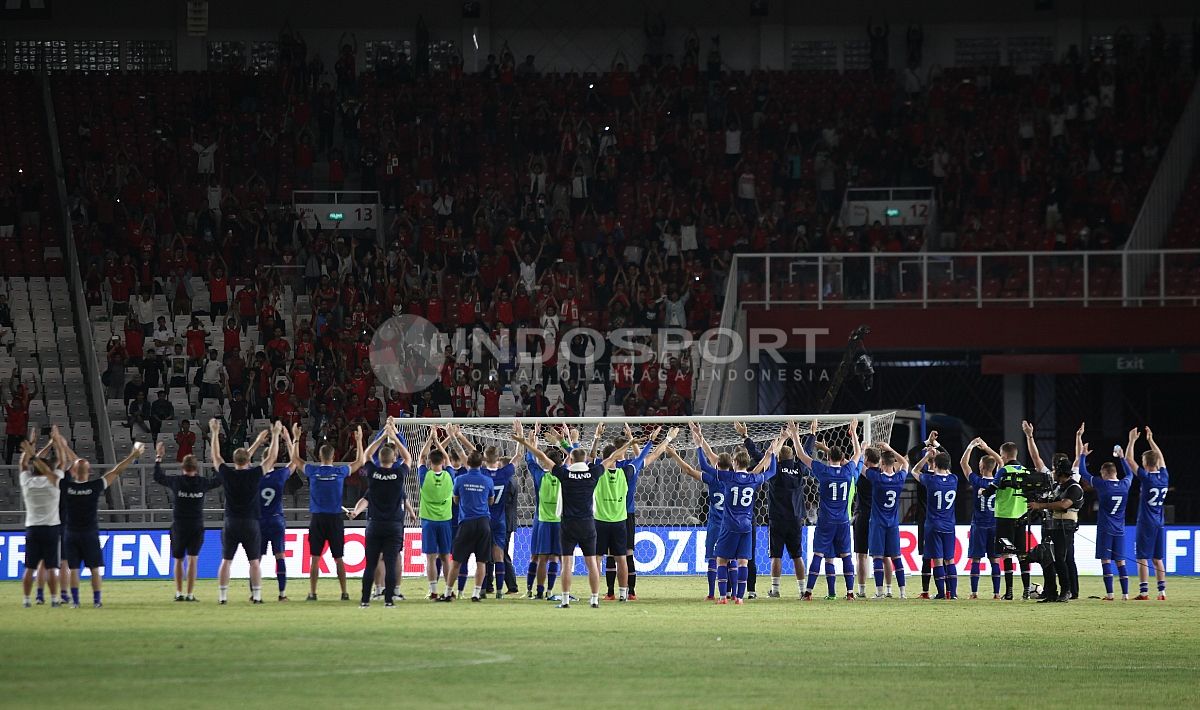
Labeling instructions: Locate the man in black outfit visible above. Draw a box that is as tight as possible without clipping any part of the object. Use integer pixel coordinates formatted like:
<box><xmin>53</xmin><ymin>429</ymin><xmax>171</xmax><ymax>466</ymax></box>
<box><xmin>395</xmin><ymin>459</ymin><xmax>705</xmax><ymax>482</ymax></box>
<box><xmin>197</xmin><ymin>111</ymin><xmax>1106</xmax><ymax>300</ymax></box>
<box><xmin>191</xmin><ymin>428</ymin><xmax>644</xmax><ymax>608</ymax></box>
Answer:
<box><xmin>154</xmin><ymin>442</ymin><xmax>221</xmax><ymax>601</ymax></box>
<box><xmin>347</xmin><ymin>421</ymin><xmax>410</xmax><ymax>608</ymax></box>
<box><xmin>56</xmin><ymin>431</ymin><xmax>143</xmax><ymax>608</ymax></box>
<box><xmin>1027</xmin><ymin>461</ymin><xmax>1083</xmax><ymax>603</ymax></box>
<box><xmin>211</xmin><ymin>419</ymin><xmax>279</xmax><ymax>605</ymax></box>
<box><xmin>515</xmin><ymin>422</ymin><xmax>624</xmax><ymax>609</ymax></box>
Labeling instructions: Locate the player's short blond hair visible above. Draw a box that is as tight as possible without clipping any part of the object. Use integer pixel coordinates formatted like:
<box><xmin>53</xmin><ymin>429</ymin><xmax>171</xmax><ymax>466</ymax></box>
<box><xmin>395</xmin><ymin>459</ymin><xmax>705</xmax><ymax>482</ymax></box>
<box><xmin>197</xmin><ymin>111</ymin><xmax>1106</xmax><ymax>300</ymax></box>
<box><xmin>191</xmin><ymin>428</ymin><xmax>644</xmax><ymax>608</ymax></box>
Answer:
<box><xmin>181</xmin><ymin>455</ymin><xmax>199</xmax><ymax>472</ymax></box>
<box><xmin>1142</xmin><ymin>450</ymin><xmax>1161</xmax><ymax>467</ymax></box>
<box><xmin>233</xmin><ymin>448</ymin><xmax>250</xmax><ymax>465</ymax></box>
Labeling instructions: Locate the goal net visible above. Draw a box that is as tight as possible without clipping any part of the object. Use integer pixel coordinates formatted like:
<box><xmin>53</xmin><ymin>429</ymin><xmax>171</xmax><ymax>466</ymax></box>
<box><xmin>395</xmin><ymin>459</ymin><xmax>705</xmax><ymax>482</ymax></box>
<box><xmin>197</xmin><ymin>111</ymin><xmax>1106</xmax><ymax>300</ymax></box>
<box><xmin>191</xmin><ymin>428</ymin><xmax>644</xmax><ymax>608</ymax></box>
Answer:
<box><xmin>393</xmin><ymin>413</ymin><xmax>895</xmax><ymax>576</ymax></box>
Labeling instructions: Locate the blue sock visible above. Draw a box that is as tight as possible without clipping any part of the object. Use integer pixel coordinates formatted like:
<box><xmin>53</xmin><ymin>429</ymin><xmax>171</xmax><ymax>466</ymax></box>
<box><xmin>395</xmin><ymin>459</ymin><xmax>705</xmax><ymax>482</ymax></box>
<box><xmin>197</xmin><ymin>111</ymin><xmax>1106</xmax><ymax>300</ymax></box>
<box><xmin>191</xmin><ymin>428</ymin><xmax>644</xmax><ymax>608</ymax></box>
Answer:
<box><xmin>492</xmin><ymin>562</ymin><xmax>505</xmax><ymax>590</ymax></box>
<box><xmin>990</xmin><ymin>560</ymin><xmax>1001</xmax><ymax>595</ymax></box>
<box><xmin>841</xmin><ymin>557</ymin><xmax>854</xmax><ymax>593</ymax></box>
<box><xmin>707</xmin><ymin>558</ymin><xmax>717</xmax><ymax>597</ymax></box>
<box><xmin>505</xmin><ymin>562</ymin><xmax>515</xmax><ymax>590</ymax></box>
<box><xmin>969</xmin><ymin>560</ymin><xmax>980</xmax><ymax>594</ymax></box>
<box><xmin>716</xmin><ymin>565</ymin><xmax>729</xmax><ymax>598</ymax></box>
<box><xmin>1140</xmin><ymin>581</ymin><xmax>1149</xmax><ymax>595</ymax></box>
<box><xmin>891</xmin><ymin>558</ymin><xmax>906</xmax><ymax>589</ymax></box>
<box><xmin>36</xmin><ymin>588</ymin><xmax>44</xmax><ymax>602</ymax></box>
<box><xmin>872</xmin><ymin>558</ymin><xmax>884</xmax><ymax>590</ymax></box>
<box><xmin>61</xmin><ymin>589</ymin><xmax>70</xmax><ymax>603</ymax></box>
<box><xmin>824</xmin><ymin>559</ymin><xmax>836</xmax><ymax>597</ymax></box>
<box><xmin>71</xmin><ymin>587</ymin><xmax>80</xmax><ymax>605</ymax></box>
<box><xmin>726</xmin><ymin>561</ymin><xmax>738</xmax><ymax>597</ymax></box>
<box><xmin>1117</xmin><ymin>565</ymin><xmax>1129</xmax><ymax>595</ymax></box>
<box><xmin>93</xmin><ymin>590</ymin><xmax>101</xmax><ymax>605</ymax></box>
<box><xmin>933</xmin><ymin>565</ymin><xmax>946</xmax><ymax>597</ymax></box>
<box><xmin>457</xmin><ymin>567</ymin><xmax>468</xmax><ymax>592</ymax></box>
<box><xmin>527</xmin><ymin>562</ymin><xmax>537</xmax><ymax>591</ymax></box>
<box><xmin>547</xmin><ymin>560</ymin><xmax>559</xmax><ymax>593</ymax></box>
<box><xmin>736</xmin><ymin>564</ymin><xmax>748</xmax><ymax>599</ymax></box>
<box><xmin>1157</xmin><ymin>579</ymin><xmax>1166</xmax><ymax>593</ymax></box>
<box><xmin>944</xmin><ymin>563</ymin><xmax>957</xmax><ymax>598</ymax></box>
<box><xmin>276</xmin><ymin>557</ymin><xmax>287</xmax><ymax>594</ymax></box>
<box><xmin>1101</xmin><ymin>562</ymin><xmax>1114</xmax><ymax>595</ymax></box>
<box><xmin>806</xmin><ymin>555</ymin><xmax>822</xmax><ymax>593</ymax></box>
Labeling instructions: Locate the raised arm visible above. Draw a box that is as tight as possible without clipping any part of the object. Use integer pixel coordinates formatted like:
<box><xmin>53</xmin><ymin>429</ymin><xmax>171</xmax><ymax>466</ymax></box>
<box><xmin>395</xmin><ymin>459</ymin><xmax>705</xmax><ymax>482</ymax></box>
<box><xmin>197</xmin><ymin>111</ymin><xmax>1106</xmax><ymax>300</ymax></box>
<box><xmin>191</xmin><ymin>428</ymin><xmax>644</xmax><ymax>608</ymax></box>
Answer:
<box><xmin>153</xmin><ymin>442</ymin><xmax>170</xmax><ymax>486</ymax></box>
<box><xmin>246</xmin><ymin>428</ymin><xmax>270</xmax><ymax>457</ymax></box>
<box><xmin>1124</xmin><ymin>427</ymin><xmax>1140</xmax><ymax>473</ymax></box>
<box><xmin>1144</xmin><ymin>426</ymin><xmax>1165</xmax><ymax>469</ymax></box>
<box><xmin>104</xmin><ymin>442</ymin><xmax>145</xmax><ymax>486</ymax></box>
<box><xmin>209</xmin><ymin>418</ymin><xmax>225</xmax><ymax>468</ymax></box>
<box><xmin>910</xmin><ymin>447</ymin><xmax>936</xmax><ymax>482</ymax></box>
<box><xmin>351</xmin><ymin>425</ymin><xmax>388</xmax><ymax>473</ymax></box>
<box><xmin>792</xmin><ymin>419</ymin><xmax>818</xmax><ymax>468</ymax></box>
<box><xmin>642</xmin><ymin>427</ymin><xmax>675</xmax><ymax>466</ymax></box>
<box><xmin>1022</xmin><ymin>420</ymin><xmax>1045</xmax><ymax>472</ymax></box>
<box><xmin>453</xmin><ymin>426</ymin><xmax>478</xmax><ymax>454</ymax></box>
<box><xmin>260</xmin><ymin>421</ymin><xmax>282</xmax><ymax>471</ymax></box>
<box><xmin>848</xmin><ymin>418</ymin><xmax>863</xmax><ymax>465</ymax></box>
<box><xmin>587</xmin><ymin>423</ymin><xmax>605</xmax><ymax>462</ymax></box>
<box><xmin>688</xmin><ymin>422</ymin><xmax>718</xmax><ymax>466</ymax></box>
<box><xmin>959</xmin><ymin>437</ymin><xmax>979</xmax><ymax>479</ymax></box>
<box><xmin>21</xmin><ymin>440</ymin><xmax>53</xmax><ymax>478</ymax></box>
<box><xmin>665</xmin><ymin>446</ymin><xmax>702</xmax><ymax>480</ymax></box>
<box><xmin>512</xmin><ymin>420</ymin><xmax>554</xmax><ymax>471</ymax></box>
<box><xmin>289</xmin><ymin>422</ymin><xmax>306</xmax><ymax>470</ymax></box>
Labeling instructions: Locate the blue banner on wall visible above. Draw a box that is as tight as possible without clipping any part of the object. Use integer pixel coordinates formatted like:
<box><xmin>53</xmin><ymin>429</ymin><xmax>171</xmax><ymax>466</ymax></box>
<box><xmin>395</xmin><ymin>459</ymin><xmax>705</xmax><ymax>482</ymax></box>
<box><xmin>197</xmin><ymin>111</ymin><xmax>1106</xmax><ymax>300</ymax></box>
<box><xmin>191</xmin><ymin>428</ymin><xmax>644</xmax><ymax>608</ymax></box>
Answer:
<box><xmin>2</xmin><ymin>525</ymin><xmax>1198</xmax><ymax>580</ymax></box>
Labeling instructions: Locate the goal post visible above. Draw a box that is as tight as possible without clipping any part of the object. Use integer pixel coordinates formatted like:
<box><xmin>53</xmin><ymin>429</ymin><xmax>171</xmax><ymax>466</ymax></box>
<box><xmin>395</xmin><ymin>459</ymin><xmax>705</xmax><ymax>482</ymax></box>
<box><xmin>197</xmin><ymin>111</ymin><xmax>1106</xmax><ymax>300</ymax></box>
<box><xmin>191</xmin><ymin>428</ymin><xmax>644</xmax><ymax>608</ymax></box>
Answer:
<box><xmin>390</xmin><ymin>413</ymin><xmax>896</xmax><ymax>577</ymax></box>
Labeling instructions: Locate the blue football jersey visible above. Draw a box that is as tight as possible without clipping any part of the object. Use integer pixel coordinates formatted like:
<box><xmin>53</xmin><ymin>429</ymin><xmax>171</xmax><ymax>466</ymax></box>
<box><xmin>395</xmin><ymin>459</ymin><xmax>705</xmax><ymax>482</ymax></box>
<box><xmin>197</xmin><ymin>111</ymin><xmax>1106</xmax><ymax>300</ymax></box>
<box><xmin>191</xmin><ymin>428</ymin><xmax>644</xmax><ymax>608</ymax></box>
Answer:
<box><xmin>484</xmin><ymin>463</ymin><xmax>516</xmax><ymax>524</ymax></box>
<box><xmin>304</xmin><ymin>463</ymin><xmax>350</xmax><ymax>514</ymax></box>
<box><xmin>1126</xmin><ymin>461</ymin><xmax>1168</xmax><ymax>527</ymax></box>
<box><xmin>967</xmin><ymin>473</ymin><xmax>997</xmax><ymax>526</ymax></box>
<box><xmin>812</xmin><ymin>460</ymin><xmax>856</xmax><ymax>526</ymax></box>
<box><xmin>865</xmin><ymin>467</ymin><xmax>906</xmax><ymax>527</ymax></box>
<box><xmin>453</xmin><ymin>468</ymin><xmax>492</xmax><ymax>522</ymax></box>
<box><xmin>258</xmin><ymin>466</ymin><xmax>290</xmax><ymax>519</ymax></box>
<box><xmin>698</xmin><ymin>456</ymin><xmax>728</xmax><ymax>523</ymax></box>
<box><xmin>923</xmin><ymin>472</ymin><xmax>959</xmax><ymax>533</ymax></box>
<box><xmin>716</xmin><ymin>457</ymin><xmax>776</xmax><ymax>534</ymax></box>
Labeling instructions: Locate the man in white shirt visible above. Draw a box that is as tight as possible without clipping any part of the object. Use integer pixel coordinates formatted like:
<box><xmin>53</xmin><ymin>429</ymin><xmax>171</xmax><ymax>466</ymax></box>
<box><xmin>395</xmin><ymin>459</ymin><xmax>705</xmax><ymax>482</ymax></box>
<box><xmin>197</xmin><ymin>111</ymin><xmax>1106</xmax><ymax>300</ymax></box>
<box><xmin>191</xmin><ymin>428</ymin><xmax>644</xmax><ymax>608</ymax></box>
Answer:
<box><xmin>133</xmin><ymin>291</ymin><xmax>156</xmax><ymax>336</ymax></box>
<box><xmin>194</xmin><ymin>138</ymin><xmax>218</xmax><ymax>175</ymax></box>
<box><xmin>152</xmin><ymin>316</ymin><xmax>175</xmax><ymax>357</ymax></box>
<box><xmin>200</xmin><ymin>349</ymin><xmax>227</xmax><ymax>407</ymax></box>
<box><xmin>19</xmin><ymin>431</ymin><xmax>64</xmax><ymax>607</ymax></box>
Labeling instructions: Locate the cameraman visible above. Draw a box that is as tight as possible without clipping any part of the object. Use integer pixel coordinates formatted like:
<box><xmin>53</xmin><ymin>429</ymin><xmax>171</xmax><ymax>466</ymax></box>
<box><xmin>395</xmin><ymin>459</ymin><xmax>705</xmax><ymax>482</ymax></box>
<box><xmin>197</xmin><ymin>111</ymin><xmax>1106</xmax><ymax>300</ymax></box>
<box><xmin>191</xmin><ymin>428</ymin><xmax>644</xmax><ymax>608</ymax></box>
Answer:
<box><xmin>1027</xmin><ymin>460</ymin><xmax>1083</xmax><ymax>603</ymax></box>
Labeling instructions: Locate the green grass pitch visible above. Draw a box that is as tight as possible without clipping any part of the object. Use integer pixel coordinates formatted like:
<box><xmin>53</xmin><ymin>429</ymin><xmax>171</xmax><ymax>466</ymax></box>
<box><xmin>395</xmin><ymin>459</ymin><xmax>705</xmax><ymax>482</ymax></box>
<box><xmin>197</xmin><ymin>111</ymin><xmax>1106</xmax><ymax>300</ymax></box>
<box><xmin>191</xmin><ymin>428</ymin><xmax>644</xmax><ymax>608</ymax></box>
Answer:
<box><xmin>3</xmin><ymin>577</ymin><xmax>1199</xmax><ymax>708</ymax></box>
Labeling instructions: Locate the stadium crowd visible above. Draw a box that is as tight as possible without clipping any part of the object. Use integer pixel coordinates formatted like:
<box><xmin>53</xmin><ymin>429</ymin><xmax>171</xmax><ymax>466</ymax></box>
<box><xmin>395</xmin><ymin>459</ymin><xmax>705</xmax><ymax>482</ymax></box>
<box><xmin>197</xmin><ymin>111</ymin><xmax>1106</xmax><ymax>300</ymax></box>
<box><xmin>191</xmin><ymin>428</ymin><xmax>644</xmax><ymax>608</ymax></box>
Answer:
<box><xmin>41</xmin><ymin>24</ymin><xmax>1194</xmax><ymax>472</ymax></box>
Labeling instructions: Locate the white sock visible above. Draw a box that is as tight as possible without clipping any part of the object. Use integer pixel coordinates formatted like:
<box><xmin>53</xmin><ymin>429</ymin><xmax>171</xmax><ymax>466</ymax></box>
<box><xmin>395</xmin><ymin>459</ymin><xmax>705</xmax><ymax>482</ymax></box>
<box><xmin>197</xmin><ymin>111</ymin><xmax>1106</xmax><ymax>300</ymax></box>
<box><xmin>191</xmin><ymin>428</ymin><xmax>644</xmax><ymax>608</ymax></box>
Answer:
<box><xmin>472</xmin><ymin>586</ymin><xmax>481</xmax><ymax>599</ymax></box>
<box><xmin>393</xmin><ymin>586</ymin><xmax>401</xmax><ymax>597</ymax></box>
<box><xmin>23</xmin><ymin>596</ymin><xmax>30</xmax><ymax>604</ymax></box>
<box><xmin>876</xmin><ymin>585</ymin><xmax>884</xmax><ymax>595</ymax></box>
<box><xmin>252</xmin><ymin>586</ymin><xmax>262</xmax><ymax>602</ymax></box>
<box><xmin>858</xmin><ymin>584</ymin><xmax>866</xmax><ymax>596</ymax></box>
<box><xmin>618</xmin><ymin>587</ymin><xmax>628</xmax><ymax>600</ymax></box>
<box><xmin>770</xmin><ymin>576</ymin><xmax>780</xmax><ymax>591</ymax></box>
<box><xmin>797</xmin><ymin>578</ymin><xmax>805</xmax><ymax>594</ymax></box>
<box><xmin>886</xmin><ymin>584</ymin><xmax>892</xmax><ymax>594</ymax></box>
<box><xmin>218</xmin><ymin>586</ymin><xmax>228</xmax><ymax>602</ymax></box>
<box><xmin>590</xmin><ymin>593</ymin><xmax>599</xmax><ymax>605</ymax></box>
<box><xmin>429</xmin><ymin>581</ymin><xmax>438</xmax><ymax>594</ymax></box>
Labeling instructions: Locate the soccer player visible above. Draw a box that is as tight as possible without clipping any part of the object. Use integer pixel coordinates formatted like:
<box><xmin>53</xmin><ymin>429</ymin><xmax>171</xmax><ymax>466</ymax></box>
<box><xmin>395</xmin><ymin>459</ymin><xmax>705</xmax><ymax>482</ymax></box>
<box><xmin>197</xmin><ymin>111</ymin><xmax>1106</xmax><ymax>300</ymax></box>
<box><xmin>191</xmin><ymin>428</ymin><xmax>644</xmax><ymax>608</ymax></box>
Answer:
<box><xmin>350</xmin><ymin>421</ymin><xmax>410</xmax><ymax>607</ymax></box>
<box><xmin>668</xmin><ymin>423</ymin><xmax>728</xmax><ymax>600</ymax></box>
<box><xmin>1124</xmin><ymin>426</ymin><xmax>1169</xmax><ymax>600</ymax></box>
<box><xmin>250</xmin><ymin>423</ymin><xmax>302</xmax><ymax>601</ymax></box>
<box><xmin>19</xmin><ymin>431</ymin><xmax>63</xmax><ymax>608</ymax></box>
<box><xmin>296</xmin><ymin>435</ymin><xmax>360</xmax><ymax>602</ymax></box>
<box><xmin>154</xmin><ymin>441</ymin><xmax>221</xmax><ymax>601</ymax></box>
<box><xmin>452</xmin><ymin>428</ymin><xmax>520</xmax><ymax>599</ymax></box>
<box><xmin>211</xmin><ymin>419</ymin><xmax>279</xmax><ymax>604</ymax></box>
<box><xmin>959</xmin><ymin>437</ymin><xmax>1001</xmax><ymax>600</ymax></box>
<box><xmin>910</xmin><ymin>435</ymin><xmax>960</xmax><ymax>600</ymax></box>
<box><xmin>741</xmin><ymin>421</ymin><xmax>809</xmax><ymax>599</ymax></box>
<box><xmin>795</xmin><ymin>418</ymin><xmax>864</xmax><ymax>601</ymax></box>
<box><xmin>442</xmin><ymin>450</ymin><xmax>494</xmax><ymax>602</ymax></box>
<box><xmin>677</xmin><ymin>429</ymin><xmax>781</xmax><ymax>605</ymax></box>
<box><xmin>521</xmin><ymin>422</ymin><xmax>567</xmax><ymax>600</ymax></box>
<box><xmin>605</xmin><ymin>423</ymin><xmax>669</xmax><ymax>600</ymax></box>
<box><xmin>591</xmin><ymin>425</ymin><xmax>637</xmax><ymax>603</ymax></box>
<box><xmin>977</xmin><ymin>431</ymin><xmax>1034</xmax><ymax>600</ymax></box>
<box><xmin>1074</xmin><ymin>424</ymin><xmax>1130</xmax><ymax>600</ymax></box>
<box><xmin>519</xmin><ymin>423</ymin><xmax>625</xmax><ymax>609</ymax></box>
<box><xmin>416</xmin><ymin>429</ymin><xmax>455</xmax><ymax>600</ymax></box>
<box><xmin>58</xmin><ymin>432</ymin><xmax>143</xmax><ymax>608</ymax></box>
<box><xmin>865</xmin><ymin>440</ymin><xmax>912</xmax><ymax>599</ymax></box>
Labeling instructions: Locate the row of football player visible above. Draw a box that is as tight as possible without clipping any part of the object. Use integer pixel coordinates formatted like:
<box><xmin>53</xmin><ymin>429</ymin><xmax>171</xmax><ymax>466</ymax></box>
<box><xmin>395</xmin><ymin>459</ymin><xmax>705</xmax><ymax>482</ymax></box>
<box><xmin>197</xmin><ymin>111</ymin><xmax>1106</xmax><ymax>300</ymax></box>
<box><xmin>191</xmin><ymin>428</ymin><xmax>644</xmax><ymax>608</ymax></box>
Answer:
<box><xmin>17</xmin><ymin>416</ymin><xmax>1170</xmax><ymax>607</ymax></box>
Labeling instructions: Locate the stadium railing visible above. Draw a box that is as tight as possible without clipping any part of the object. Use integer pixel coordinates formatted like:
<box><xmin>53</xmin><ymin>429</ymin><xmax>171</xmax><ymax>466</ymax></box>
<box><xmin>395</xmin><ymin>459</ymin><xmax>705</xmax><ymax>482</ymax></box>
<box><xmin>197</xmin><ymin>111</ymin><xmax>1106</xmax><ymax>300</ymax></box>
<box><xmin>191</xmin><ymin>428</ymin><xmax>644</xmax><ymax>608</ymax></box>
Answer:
<box><xmin>731</xmin><ymin>249</ymin><xmax>1200</xmax><ymax>310</ymax></box>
